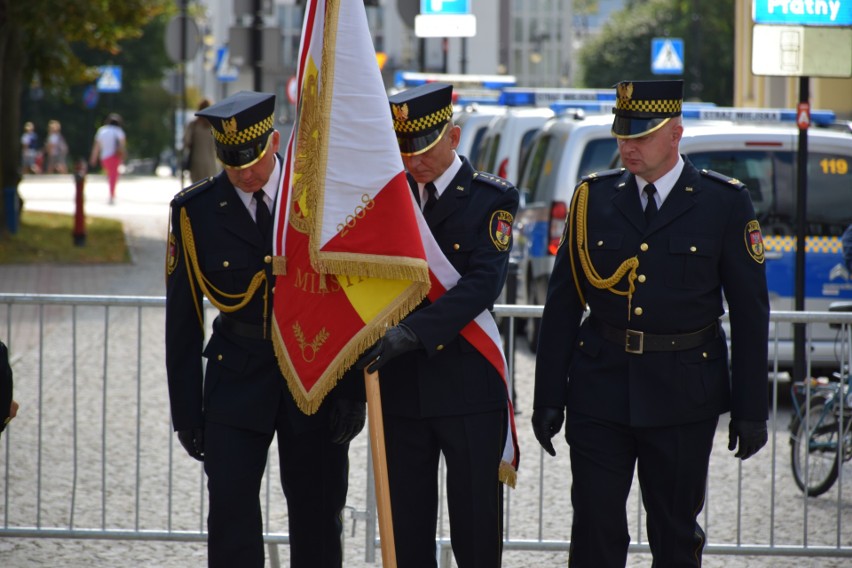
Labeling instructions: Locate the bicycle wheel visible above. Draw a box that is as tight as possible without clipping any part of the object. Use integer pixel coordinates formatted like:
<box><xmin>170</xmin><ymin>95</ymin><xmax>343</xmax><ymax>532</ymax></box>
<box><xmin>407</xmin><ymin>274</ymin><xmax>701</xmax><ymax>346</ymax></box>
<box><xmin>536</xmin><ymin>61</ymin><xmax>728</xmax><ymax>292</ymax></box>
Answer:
<box><xmin>790</xmin><ymin>394</ymin><xmax>841</xmax><ymax>497</ymax></box>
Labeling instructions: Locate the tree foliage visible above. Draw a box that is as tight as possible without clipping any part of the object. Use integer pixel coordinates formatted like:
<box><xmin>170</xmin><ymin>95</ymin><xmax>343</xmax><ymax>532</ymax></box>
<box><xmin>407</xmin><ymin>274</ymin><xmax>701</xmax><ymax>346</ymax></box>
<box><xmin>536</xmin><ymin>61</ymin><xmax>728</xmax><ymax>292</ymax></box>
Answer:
<box><xmin>576</xmin><ymin>0</ymin><xmax>735</xmax><ymax>106</ymax></box>
<box><xmin>0</xmin><ymin>0</ymin><xmax>172</xmax><ymax>235</ymax></box>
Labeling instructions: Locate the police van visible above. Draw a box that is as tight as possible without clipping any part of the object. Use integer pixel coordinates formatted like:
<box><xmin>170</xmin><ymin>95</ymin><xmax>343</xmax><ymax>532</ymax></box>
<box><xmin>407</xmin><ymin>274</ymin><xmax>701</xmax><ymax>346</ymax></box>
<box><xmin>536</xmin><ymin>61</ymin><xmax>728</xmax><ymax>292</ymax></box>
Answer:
<box><xmin>513</xmin><ymin>111</ymin><xmax>621</xmax><ymax>348</ymax></box>
<box><xmin>454</xmin><ymin>102</ymin><xmax>506</xmax><ymax>166</ymax></box>
<box><xmin>473</xmin><ymin>106</ymin><xmax>555</xmax><ymax>185</ymax></box>
<box><xmin>668</xmin><ymin>108</ymin><xmax>852</xmax><ymax>375</ymax></box>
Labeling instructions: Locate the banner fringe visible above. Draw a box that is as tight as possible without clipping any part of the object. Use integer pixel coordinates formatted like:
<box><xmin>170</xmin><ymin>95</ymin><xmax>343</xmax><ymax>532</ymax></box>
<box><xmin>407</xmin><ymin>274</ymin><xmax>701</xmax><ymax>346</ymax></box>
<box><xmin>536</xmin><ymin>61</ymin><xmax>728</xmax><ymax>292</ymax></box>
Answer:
<box><xmin>499</xmin><ymin>461</ymin><xmax>517</xmax><ymax>489</ymax></box>
<box><xmin>314</xmin><ymin>256</ymin><xmax>430</xmax><ymax>284</ymax></box>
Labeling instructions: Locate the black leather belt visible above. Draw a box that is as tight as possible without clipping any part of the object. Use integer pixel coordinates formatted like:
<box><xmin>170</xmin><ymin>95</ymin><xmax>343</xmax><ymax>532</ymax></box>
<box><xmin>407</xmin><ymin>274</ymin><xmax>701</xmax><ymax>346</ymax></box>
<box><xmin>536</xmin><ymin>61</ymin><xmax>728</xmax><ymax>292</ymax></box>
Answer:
<box><xmin>217</xmin><ymin>314</ymin><xmax>270</xmax><ymax>340</ymax></box>
<box><xmin>589</xmin><ymin>318</ymin><xmax>720</xmax><ymax>354</ymax></box>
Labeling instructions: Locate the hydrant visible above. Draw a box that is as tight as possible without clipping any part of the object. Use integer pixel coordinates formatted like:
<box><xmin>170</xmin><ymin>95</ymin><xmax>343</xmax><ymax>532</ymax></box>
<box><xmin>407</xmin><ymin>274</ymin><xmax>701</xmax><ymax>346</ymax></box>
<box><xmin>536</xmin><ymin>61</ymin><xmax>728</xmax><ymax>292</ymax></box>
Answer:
<box><xmin>73</xmin><ymin>159</ymin><xmax>87</xmax><ymax>246</ymax></box>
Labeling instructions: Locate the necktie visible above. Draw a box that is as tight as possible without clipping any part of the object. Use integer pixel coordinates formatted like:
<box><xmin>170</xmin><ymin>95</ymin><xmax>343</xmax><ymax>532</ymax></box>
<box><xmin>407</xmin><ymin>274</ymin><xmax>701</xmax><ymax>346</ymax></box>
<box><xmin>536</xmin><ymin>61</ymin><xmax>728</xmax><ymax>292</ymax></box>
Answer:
<box><xmin>644</xmin><ymin>184</ymin><xmax>658</xmax><ymax>225</ymax></box>
<box><xmin>253</xmin><ymin>191</ymin><xmax>272</xmax><ymax>242</ymax></box>
<box><xmin>423</xmin><ymin>182</ymin><xmax>438</xmax><ymax>216</ymax></box>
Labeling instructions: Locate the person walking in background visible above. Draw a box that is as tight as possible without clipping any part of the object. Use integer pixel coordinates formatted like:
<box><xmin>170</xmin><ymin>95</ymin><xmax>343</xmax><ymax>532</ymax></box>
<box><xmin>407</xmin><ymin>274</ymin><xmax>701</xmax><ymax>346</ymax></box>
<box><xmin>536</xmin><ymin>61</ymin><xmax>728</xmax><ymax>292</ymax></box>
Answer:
<box><xmin>531</xmin><ymin>80</ymin><xmax>770</xmax><ymax>567</ymax></box>
<box><xmin>183</xmin><ymin>98</ymin><xmax>219</xmax><ymax>183</ymax></box>
<box><xmin>89</xmin><ymin>113</ymin><xmax>127</xmax><ymax>205</ymax></box>
<box><xmin>1</xmin><ymin>340</ymin><xmax>19</xmax><ymax>441</ymax></box>
<box><xmin>355</xmin><ymin>82</ymin><xmax>520</xmax><ymax>568</ymax></box>
<box><xmin>165</xmin><ymin>91</ymin><xmax>365</xmax><ymax>568</ymax></box>
<box><xmin>21</xmin><ymin>121</ymin><xmax>40</xmax><ymax>174</ymax></box>
<box><xmin>44</xmin><ymin>119</ymin><xmax>68</xmax><ymax>174</ymax></box>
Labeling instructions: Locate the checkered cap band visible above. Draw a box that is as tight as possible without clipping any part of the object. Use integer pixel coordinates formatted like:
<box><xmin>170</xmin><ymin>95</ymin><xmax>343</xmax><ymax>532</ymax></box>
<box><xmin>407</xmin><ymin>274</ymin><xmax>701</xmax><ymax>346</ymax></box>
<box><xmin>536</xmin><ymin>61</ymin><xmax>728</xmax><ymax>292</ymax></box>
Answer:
<box><xmin>393</xmin><ymin>104</ymin><xmax>454</xmax><ymax>134</ymax></box>
<box><xmin>212</xmin><ymin>114</ymin><xmax>275</xmax><ymax>146</ymax></box>
<box><xmin>616</xmin><ymin>98</ymin><xmax>681</xmax><ymax>115</ymax></box>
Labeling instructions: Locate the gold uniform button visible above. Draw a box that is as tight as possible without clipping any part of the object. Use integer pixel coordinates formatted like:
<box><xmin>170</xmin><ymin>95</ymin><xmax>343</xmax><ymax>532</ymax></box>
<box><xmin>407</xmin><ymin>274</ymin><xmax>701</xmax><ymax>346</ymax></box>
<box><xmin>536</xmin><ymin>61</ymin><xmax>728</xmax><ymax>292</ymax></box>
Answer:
<box><xmin>597</xmin><ymin>240</ymin><xmax>604</xmax><ymax>247</ymax></box>
<box><xmin>264</xmin><ymin>255</ymin><xmax>272</xmax><ymax>264</ymax></box>
<box><xmin>217</xmin><ymin>354</ymin><xmax>223</xmax><ymax>361</ymax></box>
<box><xmin>579</xmin><ymin>341</ymin><xmax>585</xmax><ymax>347</ymax></box>
<box><xmin>634</xmin><ymin>307</ymin><xmax>643</xmax><ymax>316</ymax></box>
<box><xmin>702</xmin><ymin>352</ymin><xmax>708</xmax><ymax>359</ymax></box>
<box><xmin>640</xmin><ymin>243</ymin><xmax>649</xmax><ymax>252</ymax></box>
<box><xmin>637</xmin><ymin>274</ymin><xmax>646</xmax><ymax>283</ymax></box>
<box><xmin>453</xmin><ymin>244</ymin><xmax>460</xmax><ymax>251</ymax></box>
<box><xmin>436</xmin><ymin>344</ymin><xmax>444</xmax><ymax>351</ymax></box>
<box><xmin>272</xmin><ymin>286</ymin><xmax>276</xmax><ymax>294</ymax></box>
<box><xmin>223</xmin><ymin>261</ymin><xmax>230</xmax><ymax>268</ymax></box>
<box><xmin>690</xmin><ymin>246</ymin><xmax>697</xmax><ymax>253</ymax></box>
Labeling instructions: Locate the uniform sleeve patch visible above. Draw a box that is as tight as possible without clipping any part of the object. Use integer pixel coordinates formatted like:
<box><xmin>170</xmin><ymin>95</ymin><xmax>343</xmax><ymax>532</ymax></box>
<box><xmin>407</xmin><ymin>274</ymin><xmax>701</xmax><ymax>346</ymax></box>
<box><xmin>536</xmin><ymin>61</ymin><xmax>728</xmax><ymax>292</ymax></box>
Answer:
<box><xmin>490</xmin><ymin>210</ymin><xmax>514</xmax><ymax>251</ymax></box>
<box><xmin>166</xmin><ymin>232</ymin><xmax>179</xmax><ymax>277</ymax></box>
<box><xmin>745</xmin><ymin>220</ymin><xmax>765</xmax><ymax>263</ymax></box>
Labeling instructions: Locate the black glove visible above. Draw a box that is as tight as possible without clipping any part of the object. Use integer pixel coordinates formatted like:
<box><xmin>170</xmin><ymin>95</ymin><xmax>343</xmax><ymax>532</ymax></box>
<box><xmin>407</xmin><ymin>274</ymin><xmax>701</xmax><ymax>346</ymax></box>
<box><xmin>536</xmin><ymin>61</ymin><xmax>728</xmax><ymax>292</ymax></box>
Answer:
<box><xmin>531</xmin><ymin>407</ymin><xmax>565</xmax><ymax>457</ymax></box>
<box><xmin>177</xmin><ymin>428</ymin><xmax>205</xmax><ymax>462</ymax></box>
<box><xmin>727</xmin><ymin>418</ymin><xmax>767</xmax><ymax>460</ymax></box>
<box><xmin>355</xmin><ymin>324</ymin><xmax>421</xmax><ymax>373</ymax></box>
<box><xmin>329</xmin><ymin>398</ymin><xmax>366</xmax><ymax>444</ymax></box>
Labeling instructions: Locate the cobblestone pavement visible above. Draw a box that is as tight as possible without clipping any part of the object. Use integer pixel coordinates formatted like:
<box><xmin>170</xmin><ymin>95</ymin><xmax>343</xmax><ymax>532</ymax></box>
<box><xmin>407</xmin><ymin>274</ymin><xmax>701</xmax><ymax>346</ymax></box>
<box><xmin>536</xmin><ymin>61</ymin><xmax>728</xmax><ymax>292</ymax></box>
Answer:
<box><xmin>0</xmin><ymin>173</ymin><xmax>850</xmax><ymax>567</ymax></box>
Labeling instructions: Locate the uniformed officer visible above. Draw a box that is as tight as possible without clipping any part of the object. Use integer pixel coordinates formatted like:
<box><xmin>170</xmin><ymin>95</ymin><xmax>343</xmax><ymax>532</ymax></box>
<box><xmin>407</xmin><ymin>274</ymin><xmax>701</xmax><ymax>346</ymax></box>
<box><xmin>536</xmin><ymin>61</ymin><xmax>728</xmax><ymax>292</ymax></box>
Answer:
<box><xmin>165</xmin><ymin>91</ymin><xmax>366</xmax><ymax>568</ymax></box>
<box><xmin>531</xmin><ymin>80</ymin><xmax>770</xmax><ymax>567</ymax></box>
<box><xmin>355</xmin><ymin>82</ymin><xmax>520</xmax><ymax>567</ymax></box>
<box><xmin>0</xmin><ymin>340</ymin><xmax>18</xmax><ymax>439</ymax></box>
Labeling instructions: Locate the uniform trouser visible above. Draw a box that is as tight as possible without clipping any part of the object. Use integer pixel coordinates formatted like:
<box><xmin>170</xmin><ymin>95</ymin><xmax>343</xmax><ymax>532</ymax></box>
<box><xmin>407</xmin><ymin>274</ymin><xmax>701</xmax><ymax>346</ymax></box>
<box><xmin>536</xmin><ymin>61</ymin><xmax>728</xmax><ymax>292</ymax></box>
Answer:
<box><xmin>565</xmin><ymin>412</ymin><xmax>718</xmax><ymax>568</ymax></box>
<box><xmin>203</xmin><ymin>399</ymin><xmax>349</xmax><ymax>568</ymax></box>
<box><xmin>384</xmin><ymin>410</ymin><xmax>506</xmax><ymax>568</ymax></box>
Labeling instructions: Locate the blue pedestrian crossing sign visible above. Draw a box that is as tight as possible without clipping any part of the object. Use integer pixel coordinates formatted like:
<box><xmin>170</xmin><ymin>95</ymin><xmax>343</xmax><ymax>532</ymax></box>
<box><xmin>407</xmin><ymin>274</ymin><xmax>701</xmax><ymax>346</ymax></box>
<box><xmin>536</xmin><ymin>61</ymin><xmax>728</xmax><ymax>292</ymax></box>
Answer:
<box><xmin>651</xmin><ymin>38</ymin><xmax>684</xmax><ymax>75</ymax></box>
<box><xmin>97</xmin><ymin>66</ymin><xmax>122</xmax><ymax>93</ymax></box>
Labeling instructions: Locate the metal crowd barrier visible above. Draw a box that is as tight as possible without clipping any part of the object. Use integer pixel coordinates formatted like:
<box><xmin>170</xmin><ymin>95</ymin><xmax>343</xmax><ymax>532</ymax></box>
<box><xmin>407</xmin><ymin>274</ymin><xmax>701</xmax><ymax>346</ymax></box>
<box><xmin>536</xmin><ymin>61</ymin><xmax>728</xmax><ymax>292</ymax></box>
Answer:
<box><xmin>0</xmin><ymin>293</ymin><xmax>851</xmax><ymax>566</ymax></box>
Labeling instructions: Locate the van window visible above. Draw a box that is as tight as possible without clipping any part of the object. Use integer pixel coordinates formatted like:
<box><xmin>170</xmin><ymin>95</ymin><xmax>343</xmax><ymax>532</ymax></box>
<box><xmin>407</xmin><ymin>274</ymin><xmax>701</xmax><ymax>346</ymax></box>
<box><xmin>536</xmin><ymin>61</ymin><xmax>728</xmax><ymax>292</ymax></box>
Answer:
<box><xmin>688</xmin><ymin>150</ymin><xmax>852</xmax><ymax>238</ymax></box>
<box><xmin>577</xmin><ymin>138</ymin><xmax>619</xmax><ymax>181</ymax></box>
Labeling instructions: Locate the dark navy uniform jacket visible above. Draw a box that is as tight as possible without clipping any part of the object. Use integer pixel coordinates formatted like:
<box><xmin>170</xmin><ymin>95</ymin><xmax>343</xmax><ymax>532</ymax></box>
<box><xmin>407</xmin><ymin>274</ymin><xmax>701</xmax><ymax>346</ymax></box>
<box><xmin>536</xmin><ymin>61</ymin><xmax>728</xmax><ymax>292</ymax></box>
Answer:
<box><xmin>378</xmin><ymin>157</ymin><xmax>520</xmax><ymax>418</ymax></box>
<box><xmin>0</xmin><ymin>341</ymin><xmax>11</xmax><ymax>434</ymax></box>
<box><xmin>165</xmin><ymin>167</ymin><xmax>362</xmax><ymax>435</ymax></box>
<box><xmin>534</xmin><ymin>157</ymin><xmax>770</xmax><ymax>427</ymax></box>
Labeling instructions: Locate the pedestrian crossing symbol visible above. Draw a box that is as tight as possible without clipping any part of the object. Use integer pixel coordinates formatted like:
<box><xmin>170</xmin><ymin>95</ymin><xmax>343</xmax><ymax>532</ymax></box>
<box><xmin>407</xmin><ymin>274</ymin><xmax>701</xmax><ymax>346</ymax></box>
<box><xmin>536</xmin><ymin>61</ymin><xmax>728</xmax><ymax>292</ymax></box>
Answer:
<box><xmin>97</xmin><ymin>66</ymin><xmax>122</xmax><ymax>93</ymax></box>
<box><xmin>651</xmin><ymin>38</ymin><xmax>684</xmax><ymax>75</ymax></box>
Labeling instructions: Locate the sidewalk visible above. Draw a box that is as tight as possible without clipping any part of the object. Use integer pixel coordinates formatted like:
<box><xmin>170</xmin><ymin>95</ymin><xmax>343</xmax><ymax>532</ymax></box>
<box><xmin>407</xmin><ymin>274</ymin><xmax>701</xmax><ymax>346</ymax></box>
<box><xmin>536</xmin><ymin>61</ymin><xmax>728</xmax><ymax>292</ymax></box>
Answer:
<box><xmin>1</xmin><ymin>172</ymin><xmax>181</xmax><ymax>296</ymax></box>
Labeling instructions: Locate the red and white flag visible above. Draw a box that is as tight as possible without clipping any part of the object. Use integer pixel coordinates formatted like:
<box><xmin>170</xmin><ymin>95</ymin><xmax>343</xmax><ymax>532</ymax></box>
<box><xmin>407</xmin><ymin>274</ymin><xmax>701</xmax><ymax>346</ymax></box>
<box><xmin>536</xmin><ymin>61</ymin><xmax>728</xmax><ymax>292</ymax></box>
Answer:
<box><xmin>272</xmin><ymin>0</ymin><xmax>518</xmax><ymax>485</ymax></box>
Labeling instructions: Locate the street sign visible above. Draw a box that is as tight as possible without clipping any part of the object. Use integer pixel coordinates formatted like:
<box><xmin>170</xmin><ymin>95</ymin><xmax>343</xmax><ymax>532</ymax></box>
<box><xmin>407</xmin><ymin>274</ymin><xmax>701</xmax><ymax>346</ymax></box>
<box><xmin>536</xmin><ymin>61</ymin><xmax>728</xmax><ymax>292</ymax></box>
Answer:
<box><xmin>97</xmin><ymin>66</ymin><xmax>122</xmax><ymax>93</ymax></box>
<box><xmin>651</xmin><ymin>38</ymin><xmax>684</xmax><ymax>75</ymax></box>
<box><xmin>751</xmin><ymin>25</ymin><xmax>852</xmax><ymax>77</ymax></box>
<box><xmin>752</xmin><ymin>0</ymin><xmax>852</xmax><ymax>26</ymax></box>
<box><xmin>83</xmin><ymin>85</ymin><xmax>100</xmax><ymax>109</ymax></box>
<box><xmin>416</xmin><ymin>0</ymin><xmax>474</xmax><ymax>37</ymax></box>
<box><xmin>215</xmin><ymin>46</ymin><xmax>239</xmax><ymax>83</ymax></box>
<box><xmin>415</xmin><ymin>14</ymin><xmax>476</xmax><ymax>37</ymax></box>
<box><xmin>797</xmin><ymin>101</ymin><xmax>810</xmax><ymax>130</ymax></box>
<box><xmin>420</xmin><ymin>0</ymin><xmax>470</xmax><ymax>15</ymax></box>
<box><xmin>165</xmin><ymin>15</ymin><xmax>201</xmax><ymax>63</ymax></box>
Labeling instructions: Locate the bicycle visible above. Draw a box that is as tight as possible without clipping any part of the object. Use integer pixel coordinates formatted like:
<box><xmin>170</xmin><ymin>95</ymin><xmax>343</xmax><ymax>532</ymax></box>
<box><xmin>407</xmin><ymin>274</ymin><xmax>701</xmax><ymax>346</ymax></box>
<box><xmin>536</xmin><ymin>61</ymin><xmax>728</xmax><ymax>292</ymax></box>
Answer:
<box><xmin>789</xmin><ymin>371</ymin><xmax>852</xmax><ymax>496</ymax></box>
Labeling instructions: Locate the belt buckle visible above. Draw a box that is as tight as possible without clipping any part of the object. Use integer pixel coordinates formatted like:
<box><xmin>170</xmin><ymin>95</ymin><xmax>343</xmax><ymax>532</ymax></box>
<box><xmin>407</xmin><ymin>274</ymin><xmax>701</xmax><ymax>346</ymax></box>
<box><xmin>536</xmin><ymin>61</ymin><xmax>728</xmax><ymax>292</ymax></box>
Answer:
<box><xmin>625</xmin><ymin>329</ymin><xmax>644</xmax><ymax>354</ymax></box>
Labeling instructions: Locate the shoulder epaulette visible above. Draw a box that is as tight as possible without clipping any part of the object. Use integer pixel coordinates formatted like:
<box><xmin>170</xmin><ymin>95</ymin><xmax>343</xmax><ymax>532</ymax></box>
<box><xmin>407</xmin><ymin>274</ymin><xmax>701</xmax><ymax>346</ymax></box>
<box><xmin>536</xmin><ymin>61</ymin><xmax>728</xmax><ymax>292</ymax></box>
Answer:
<box><xmin>700</xmin><ymin>168</ymin><xmax>746</xmax><ymax>191</ymax></box>
<box><xmin>473</xmin><ymin>171</ymin><xmax>513</xmax><ymax>192</ymax></box>
<box><xmin>581</xmin><ymin>167</ymin><xmax>625</xmax><ymax>184</ymax></box>
<box><xmin>172</xmin><ymin>176</ymin><xmax>215</xmax><ymax>206</ymax></box>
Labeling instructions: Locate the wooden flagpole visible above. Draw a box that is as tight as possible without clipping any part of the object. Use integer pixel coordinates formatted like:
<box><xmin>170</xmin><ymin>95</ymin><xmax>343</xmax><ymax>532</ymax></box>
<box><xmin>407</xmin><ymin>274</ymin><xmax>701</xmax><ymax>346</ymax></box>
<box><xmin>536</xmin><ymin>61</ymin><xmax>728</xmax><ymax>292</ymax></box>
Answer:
<box><xmin>365</xmin><ymin>369</ymin><xmax>397</xmax><ymax>567</ymax></box>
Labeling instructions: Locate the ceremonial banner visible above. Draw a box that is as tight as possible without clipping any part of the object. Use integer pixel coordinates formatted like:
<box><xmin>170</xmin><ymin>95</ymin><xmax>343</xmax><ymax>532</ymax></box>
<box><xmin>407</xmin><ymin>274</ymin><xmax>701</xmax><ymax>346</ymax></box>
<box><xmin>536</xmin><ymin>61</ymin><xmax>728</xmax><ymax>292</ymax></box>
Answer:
<box><xmin>272</xmin><ymin>0</ymin><xmax>429</xmax><ymax>413</ymax></box>
<box><xmin>273</xmin><ymin>0</ymin><xmax>518</xmax><ymax>485</ymax></box>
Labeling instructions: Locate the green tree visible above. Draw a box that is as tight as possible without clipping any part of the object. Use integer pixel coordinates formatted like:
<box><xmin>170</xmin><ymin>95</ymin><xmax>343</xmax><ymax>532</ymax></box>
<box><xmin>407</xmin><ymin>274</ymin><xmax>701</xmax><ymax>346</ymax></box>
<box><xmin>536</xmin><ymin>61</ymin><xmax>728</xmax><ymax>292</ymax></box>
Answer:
<box><xmin>575</xmin><ymin>0</ymin><xmax>735</xmax><ymax>106</ymax></box>
<box><xmin>0</xmin><ymin>0</ymin><xmax>172</xmax><ymax>236</ymax></box>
